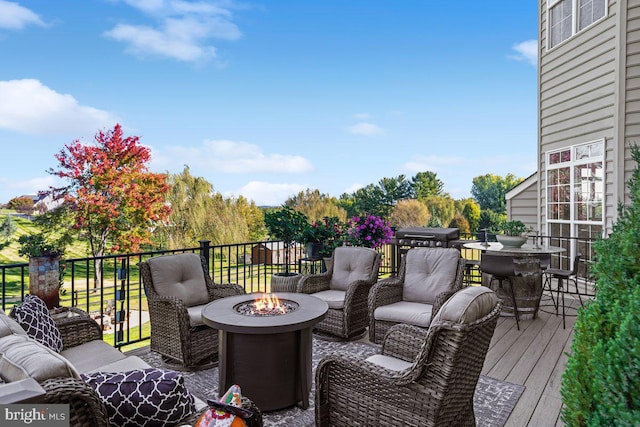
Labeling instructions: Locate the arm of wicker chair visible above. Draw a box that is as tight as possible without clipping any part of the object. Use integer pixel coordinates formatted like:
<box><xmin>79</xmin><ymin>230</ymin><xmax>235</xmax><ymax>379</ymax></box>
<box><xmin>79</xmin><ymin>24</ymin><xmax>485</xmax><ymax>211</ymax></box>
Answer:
<box><xmin>297</xmin><ymin>273</ymin><xmax>331</xmax><ymax>294</ymax></box>
<box><xmin>342</xmin><ymin>278</ymin><xmax>376</xmax><ymax>323</ymax></box>
<box><xmin>381</xmin><ymin>323</ymin><xmax>430</xmax><ymax>362</ymax></box>
<box><xmin>368</xmin><ymin>278</ymin><xmax>404</xmax><ymax>312</ymax></box>
<box><xmin>40</xmin><ymin>377</ymin><xmax>110</xmax><ymax>427</ymax></box>
<box><xmin>50</xmin><ymin>307</ymin><xmax>103</xmax><ymax>350</ymax></box>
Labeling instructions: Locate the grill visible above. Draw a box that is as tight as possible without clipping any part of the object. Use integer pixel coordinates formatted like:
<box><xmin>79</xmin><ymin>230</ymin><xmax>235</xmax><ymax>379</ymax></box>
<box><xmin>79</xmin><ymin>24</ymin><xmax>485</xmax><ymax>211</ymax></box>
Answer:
<box><xmin>390</xmin><ymin>227</ymin><xmax>461</xmax><ymax>274</ymax></box>
<box><xmin>392</xmin><ymin>227</ymin><xmax>460</xmax><ymax>248</ymax></box>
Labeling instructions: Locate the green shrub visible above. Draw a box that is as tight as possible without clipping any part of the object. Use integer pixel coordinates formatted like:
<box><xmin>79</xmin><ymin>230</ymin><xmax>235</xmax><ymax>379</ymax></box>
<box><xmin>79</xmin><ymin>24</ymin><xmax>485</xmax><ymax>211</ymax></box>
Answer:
<box><xmin>561</xmin><ymin>145</ymin><xmax>640</xmax><ymax>426</ymax></box>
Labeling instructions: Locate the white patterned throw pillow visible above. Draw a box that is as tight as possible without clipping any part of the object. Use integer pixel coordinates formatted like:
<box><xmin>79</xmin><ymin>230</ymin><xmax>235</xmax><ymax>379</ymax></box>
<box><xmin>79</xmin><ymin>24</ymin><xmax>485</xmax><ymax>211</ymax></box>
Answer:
<box><xmin>81</xmin><ymin>368</ymin><xmax>195</xmax><ymax>427</ymax></box>
<box><xmin>10</xmin><ymin>294</ymin><xmax>63</xmax><ymax>353</ymax></box>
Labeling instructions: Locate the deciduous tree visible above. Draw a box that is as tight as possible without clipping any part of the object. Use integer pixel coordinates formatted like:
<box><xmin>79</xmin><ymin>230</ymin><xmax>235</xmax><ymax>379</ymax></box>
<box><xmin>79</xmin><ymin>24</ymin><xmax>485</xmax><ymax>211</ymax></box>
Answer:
<box><xmin>285</xmin><ymin>189</ymin><xmax>347</xmax><ymax>223</ymax></box>
<box><xmin>389</xmin><ymin>199</ymin><xmax>430</xmax><ymax>228</ymax></box>
<box><xmin>7</xmin><ymin>196</ymin><xmax>34</xmax><ymax>215</ymax></box>
<box><xmin>47</xmin><ymin>124</ymin><xmax>171</xmax><ymax>285</ymax></box>
<box><xmin>471</xmin><ymin>173</ymin><xmax>522</xmax><ymax>213</ymax></box>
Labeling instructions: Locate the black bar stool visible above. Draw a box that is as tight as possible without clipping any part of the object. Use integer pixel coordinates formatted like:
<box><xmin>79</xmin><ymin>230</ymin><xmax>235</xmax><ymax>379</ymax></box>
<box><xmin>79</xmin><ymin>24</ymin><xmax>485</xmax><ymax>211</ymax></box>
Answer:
<box><xmin>543</xmin><ymin>253</ymin><xmax>582</xmax><ymax>329</ymax></box>
<box><xmin>481</xmin><ymin>253</ymin><xmax>521</xmax><ymax>330</ymax></box>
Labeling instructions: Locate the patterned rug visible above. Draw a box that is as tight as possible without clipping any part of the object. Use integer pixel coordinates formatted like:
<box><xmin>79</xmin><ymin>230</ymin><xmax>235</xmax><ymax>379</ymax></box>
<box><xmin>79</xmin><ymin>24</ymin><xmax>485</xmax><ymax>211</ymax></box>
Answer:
<box><xmin>135</xmin><ymin>338</ymin><xmax>524</xmax><ymax>427</ymax></box>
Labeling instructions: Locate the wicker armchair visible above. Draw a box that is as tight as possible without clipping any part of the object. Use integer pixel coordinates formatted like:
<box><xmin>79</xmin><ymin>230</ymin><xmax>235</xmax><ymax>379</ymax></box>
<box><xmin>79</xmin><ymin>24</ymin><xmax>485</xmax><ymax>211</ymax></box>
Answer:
<box><xmin>368</xmin><ymin>247</ymin><xmax>465</xmax><ymax>344</ymax></box>
<box><xmin>316</xmin><ymin>286</ymin><xmax>502</xmax><ymax>427</ymax></box>
<box><xmin>140</xmin><ymin>253</ymin><xmax>245</xmax><ymax>367</ymax></box>
<box><xmin>297</xmin><ymin>246</ymin><xmax>381</xmax><ymax>340</ymax></box>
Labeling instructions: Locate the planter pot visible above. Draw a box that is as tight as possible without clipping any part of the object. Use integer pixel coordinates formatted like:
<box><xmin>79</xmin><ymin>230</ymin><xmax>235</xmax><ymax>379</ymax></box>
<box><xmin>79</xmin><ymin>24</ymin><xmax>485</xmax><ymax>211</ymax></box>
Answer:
<box><xmin>496</xmin><ymin>235</ymin><xmax>527</xmax><ymax>248</ymax></box>
<box><xmin>270</xmin><ymin>273</ymin><xmax>302</xmax><ymax>293</ymax></box>
<box><xmin>28</xmin><ymin>256</ymin><xmax>60</xmax><ymax>308</ymax></box>
<box><xmin>304</xmin><ymin>242</ymin><xmax>323</xmax><ymax>259</ymax></box>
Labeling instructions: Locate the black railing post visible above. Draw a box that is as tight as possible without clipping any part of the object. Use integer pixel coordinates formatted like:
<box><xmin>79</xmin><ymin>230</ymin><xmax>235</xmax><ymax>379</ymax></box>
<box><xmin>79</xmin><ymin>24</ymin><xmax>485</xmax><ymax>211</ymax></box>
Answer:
<box><xmin>200</xmin><ymin>240</ymin><xmax>211</xmax><ymax>274</ymax></box>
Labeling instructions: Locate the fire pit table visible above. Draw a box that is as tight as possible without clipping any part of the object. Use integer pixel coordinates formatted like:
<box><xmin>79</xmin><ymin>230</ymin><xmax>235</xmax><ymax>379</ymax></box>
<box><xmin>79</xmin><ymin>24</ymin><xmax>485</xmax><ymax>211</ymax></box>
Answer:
<box><xmin>201</xmin><ymin>292</ymin><xmax>328</xmax><ymax>411</ymax></box>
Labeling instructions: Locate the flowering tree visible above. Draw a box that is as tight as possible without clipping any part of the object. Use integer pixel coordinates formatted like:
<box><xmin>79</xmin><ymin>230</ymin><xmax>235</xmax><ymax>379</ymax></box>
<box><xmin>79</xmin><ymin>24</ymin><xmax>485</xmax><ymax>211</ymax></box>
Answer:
<box><xmin>346</xmin><ymin>214</ymin><xmax>393</xmax><ymax>249</ymax></box>
<box><xmin>47</xmin><ymin>124</ymin><xmax>171</xmax><ymax>285</ymax></box>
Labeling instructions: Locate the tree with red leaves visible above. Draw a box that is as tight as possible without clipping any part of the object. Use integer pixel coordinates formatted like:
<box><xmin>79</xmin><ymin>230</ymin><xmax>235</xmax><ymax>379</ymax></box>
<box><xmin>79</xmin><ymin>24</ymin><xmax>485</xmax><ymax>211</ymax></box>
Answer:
<box><xmin>47</xmin><ymin>124</ymin><xmax>171</xmax><ymax>285</ymax></box>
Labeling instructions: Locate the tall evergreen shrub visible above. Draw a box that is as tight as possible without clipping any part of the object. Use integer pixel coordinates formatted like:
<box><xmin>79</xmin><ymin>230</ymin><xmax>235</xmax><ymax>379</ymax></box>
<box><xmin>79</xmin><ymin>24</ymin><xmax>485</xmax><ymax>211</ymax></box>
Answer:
<box><xmin>561</xmin><ymin>145</ymin><xmax>640</xmax><ymax>426</ymax></box>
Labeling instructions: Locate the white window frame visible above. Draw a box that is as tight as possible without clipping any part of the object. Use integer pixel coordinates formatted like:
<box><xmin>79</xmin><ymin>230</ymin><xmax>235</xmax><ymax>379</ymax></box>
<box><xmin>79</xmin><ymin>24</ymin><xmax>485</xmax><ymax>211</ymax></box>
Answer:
<box><xmin>545</xmin><ymin>139</ymin><xmax>605</xmax><ymax>241</ymax></box>
<box><xmin>547</xmin><ymin>0</ymin><xmax>608</xmax><ymax>50</ymax></box>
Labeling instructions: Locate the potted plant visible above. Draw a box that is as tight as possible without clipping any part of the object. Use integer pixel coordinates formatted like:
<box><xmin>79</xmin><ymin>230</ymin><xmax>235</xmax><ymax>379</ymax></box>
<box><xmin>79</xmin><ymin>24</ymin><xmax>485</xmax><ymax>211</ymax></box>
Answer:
<box><xmin>264</xmin><ymin>207</ymin><xmax>308</xmax><ymax>276</ymax></box>
<box><xmin>299</xmin><ymin>217</ymin><xmax>345</xmax><ymax>259</ymax></box>
<box><xmin>345</xmin><ymin>214</ymin><xmax>394</xmax><ymax>249</ymax></box>
<box><xmin>495</xmin><ymin>220</ymin><xmax>533</xmax><ymax>248</ymax></box>
<box><xmin>18</xmin><ymin>233</ymin><xmax>66</xmax><ymax>308</ymax></box>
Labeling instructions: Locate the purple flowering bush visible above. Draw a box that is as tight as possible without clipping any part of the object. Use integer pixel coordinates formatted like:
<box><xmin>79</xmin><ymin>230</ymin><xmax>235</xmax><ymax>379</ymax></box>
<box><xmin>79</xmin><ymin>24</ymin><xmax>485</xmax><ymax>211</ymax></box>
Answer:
<box><xmin>346</xmin><ymin>214</ymin><xmax>394</xmax><ymax>249</ymax></box>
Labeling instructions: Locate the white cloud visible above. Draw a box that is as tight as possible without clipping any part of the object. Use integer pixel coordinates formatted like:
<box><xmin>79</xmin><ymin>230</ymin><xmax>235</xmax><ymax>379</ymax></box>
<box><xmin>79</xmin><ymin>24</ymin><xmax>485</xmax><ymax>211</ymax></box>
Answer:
<box><xmin>343</xmin><ymin>183</ymin><xmax>364</xmax><ymax>194</ymax></box>
<box><xmin>0</xmin><ymin>175</ymin><xmax>58</xmax><ymax>199</ymax></box>
<box><xmin>230</xmin><ymin>181</ymin><xmax>307</xmax><ymax>206</ymax></box>
<box><xmin>0</xmin><ymin>79</ymin><xmax>118</xmax><ymax>136</ymax></box>
<box><xmin>348</xmin><ymin>122</ymin><xmax>384</xmax><ymax>136</ymax></box>
<box><xmin>105</xmin><ymin>0</ymin><xmax>242</xmax><ymax>63</ymax></box>
<box><xmin>403</xmin><ymin>155</ymin><xmax>467</xmax><ymax>173</ymax></box>
<box><xmin>510</xmin><ymin>39</ymin><xmax>538</xmax><ymax>67</ymax></box>
<box><xmin>353</xmin><ymin>113</ymin><xmax>370</xmax><ymax>120</ymax></box>
<box><xmin>151</xmin><ymin>139</ymin><xmax>314</xmax><ymax>174</ymax></box>
<box><xmin>0</xmin><ymin>0</ymin><xmax>44</xmax><ymax>30</ymax></box>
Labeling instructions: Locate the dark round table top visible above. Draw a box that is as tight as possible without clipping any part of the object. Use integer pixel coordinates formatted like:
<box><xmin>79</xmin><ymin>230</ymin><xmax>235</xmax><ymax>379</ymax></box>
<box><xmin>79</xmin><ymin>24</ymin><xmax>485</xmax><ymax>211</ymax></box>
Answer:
<box><xmin>201</xmin><ymin>292</ymin><xmax>328</xmax><ymax>334</ymax></box>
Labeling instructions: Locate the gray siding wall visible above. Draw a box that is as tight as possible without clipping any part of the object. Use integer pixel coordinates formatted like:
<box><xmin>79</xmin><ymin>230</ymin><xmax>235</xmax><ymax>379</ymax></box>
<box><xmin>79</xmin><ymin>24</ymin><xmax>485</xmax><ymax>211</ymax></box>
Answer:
<box><xmin>625</xmin><ymin>1</ymin><xmax>640</xmax><ymax>206</ymax></box>
<box><xmin>539</xmin><ymin>0</ymin><xmax>618</xmax><ymax>233</ymax></box>
<box><xmin>506</xmin><ymin>180</ymin><xmax>538</xmax><ymax>233</ymax></box>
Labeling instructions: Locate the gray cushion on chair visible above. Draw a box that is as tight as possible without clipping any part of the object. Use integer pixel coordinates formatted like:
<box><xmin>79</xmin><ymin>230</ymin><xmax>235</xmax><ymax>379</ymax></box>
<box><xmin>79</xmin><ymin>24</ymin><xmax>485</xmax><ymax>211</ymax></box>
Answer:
<box><xmin>402</xmin><ymin>248</ymin><xmax>460</xmax><ymax>304</ymax></box>
<box><xmin>432</xmin><ymin>286</ymin><xmax>498</xmax><ymax>324</ymax></box>
<box><xmin>329</xmin><ymin>247</ymin><xmax>378</xmax><ymax>291</ymax></box>
<box><xmin>310</xmin><ymin>290</ymin><xmax>346</xmax><ymax>309</ymax></box>
<box><xmin>147</xmin><ymin>253</ymin><xmax>209</xmax><ymax>307</ymax></box>
<box><xmin>373</xmin><ymin>301</ymin><xmax>433</xmax><ymax>327</ymax></box>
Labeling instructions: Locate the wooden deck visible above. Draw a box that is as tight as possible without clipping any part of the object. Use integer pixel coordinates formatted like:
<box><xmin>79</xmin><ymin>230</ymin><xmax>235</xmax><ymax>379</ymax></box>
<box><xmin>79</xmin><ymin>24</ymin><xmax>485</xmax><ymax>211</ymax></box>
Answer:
<box><xmin>482</xmin><ymin>292</ymin><xmax>583</xmax><ymax>427</ymax></box>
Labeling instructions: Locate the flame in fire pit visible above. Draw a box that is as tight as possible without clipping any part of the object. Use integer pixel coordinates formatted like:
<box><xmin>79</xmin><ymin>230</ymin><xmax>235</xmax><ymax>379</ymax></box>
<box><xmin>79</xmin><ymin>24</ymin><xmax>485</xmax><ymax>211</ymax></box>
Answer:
<box><xmin>253</xmin><ymin>293</ymin><xmax>285</xmax><ymax>315</ymax></box>
<box><xmin>235</xmin><ymin>294</ymin><xmax>299</xmax><ymax>317</ymax></box>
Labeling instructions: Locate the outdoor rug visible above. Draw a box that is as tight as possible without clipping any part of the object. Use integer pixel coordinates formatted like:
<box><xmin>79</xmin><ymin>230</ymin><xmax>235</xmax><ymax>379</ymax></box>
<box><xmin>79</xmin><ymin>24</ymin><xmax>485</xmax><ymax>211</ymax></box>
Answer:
<box><xmin>135</xmin><ymin>339</ymin><xmax>524</xmax><ymax>427</ymax></box>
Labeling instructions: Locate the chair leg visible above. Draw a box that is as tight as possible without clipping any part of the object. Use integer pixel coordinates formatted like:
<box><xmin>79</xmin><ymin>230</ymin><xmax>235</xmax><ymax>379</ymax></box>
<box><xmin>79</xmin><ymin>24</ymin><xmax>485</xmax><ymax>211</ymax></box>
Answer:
<box><xmin>558</xmin><ymin>278</ymin><xmax>566</xmax><ymax>329</ymax></box>
<box><xmin>572</xmin><ymin>277</ymin><xmax>584</xmax><ymax>307</ymax></box>
<box><xmin>506</xmin><ymin>278</ymin><xmax>520</xmax><ymax>330</ymax></box>
<box><xmin>543</xmin><ymin>273</ymin><xmax>556</xmax><ymax>309</ymax></box>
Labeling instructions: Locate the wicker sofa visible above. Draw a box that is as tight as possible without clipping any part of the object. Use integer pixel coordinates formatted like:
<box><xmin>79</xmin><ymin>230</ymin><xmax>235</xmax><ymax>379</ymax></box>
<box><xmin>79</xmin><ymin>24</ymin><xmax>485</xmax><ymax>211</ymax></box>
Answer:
<box><xmin>0</xmin><ymin>306</ymin><xmax>208</xmax><ymax>426</ymax></box>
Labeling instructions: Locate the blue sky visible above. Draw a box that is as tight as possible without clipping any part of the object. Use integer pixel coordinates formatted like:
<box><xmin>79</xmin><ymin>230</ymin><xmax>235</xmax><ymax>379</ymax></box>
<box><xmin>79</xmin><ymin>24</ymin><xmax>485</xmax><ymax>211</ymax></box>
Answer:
<box><xmin>0</xmin><ymin>0</ymin><xmax>538</xmax><ymax>206</ymax></box>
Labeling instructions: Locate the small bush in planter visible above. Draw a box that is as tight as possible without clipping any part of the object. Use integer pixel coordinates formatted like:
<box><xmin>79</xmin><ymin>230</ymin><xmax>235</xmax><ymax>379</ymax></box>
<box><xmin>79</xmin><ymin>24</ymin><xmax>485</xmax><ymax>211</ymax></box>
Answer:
<box><xmin>498</xmin><ymin>220</ymin><xmax>532</xmax><ymax>236</ymax></box>
<box><xmin>264</xmin><ymin>207</ymin><xmax>308</xmax><ymax>276</ymax></box>
<box><xmin>18</xmin><ymin>233</ymin><xmax>65</xmax><ymax>259</ymax></box>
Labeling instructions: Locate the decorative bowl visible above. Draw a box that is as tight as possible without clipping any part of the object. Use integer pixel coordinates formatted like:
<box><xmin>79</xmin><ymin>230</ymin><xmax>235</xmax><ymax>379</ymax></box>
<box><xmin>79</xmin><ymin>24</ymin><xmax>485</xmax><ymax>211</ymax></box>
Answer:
<box><xmin>496</xmin><ymin>235</ymin><xmax>527</xmax><ymax>248</ymax></box>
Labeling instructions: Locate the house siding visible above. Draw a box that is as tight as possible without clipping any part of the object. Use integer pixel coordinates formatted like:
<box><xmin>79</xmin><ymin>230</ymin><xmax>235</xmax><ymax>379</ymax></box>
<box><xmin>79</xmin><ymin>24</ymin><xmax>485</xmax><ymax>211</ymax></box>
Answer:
<box><xmin>539</xmin><ymin>0</ymin><xmax>618</xmax><ymax>233</ymax></box>
<box><xmin>625</xmin><ymin>0</ymin><xmax>640</xmax><ymax>207</ymax></box>
<box><xmin>506</xmin><ymin>179</ymin><xmax>538</xmax><ymax>233</ymax></box>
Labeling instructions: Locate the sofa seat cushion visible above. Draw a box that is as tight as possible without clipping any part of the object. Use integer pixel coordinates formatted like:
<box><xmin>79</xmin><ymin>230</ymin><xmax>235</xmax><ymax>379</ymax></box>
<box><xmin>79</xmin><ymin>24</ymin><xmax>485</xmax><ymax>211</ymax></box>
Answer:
<box><xmin>187</xmin><ymin>304</ymin><xmax>206</xmax><ymax>327</ymax></box>
<box><xmin>86</xmin><ymin>355</ymin><xmax>150</xmax><ymax>374</ymax></box>
<box><xmin>10</xmin><ymin>294</ymin><xmax>63</xmax><ymax>352</ymax></box>
<box><xmin>310</xmin><ymin>290</ymin><xmax>345</xmax><ymax>310</ymax></box>
<box><xmin>403</xmin><ymin>248</ymin><xmax>460</xmax><ymax>304</ymax></box>
<box><xmin>81</xmin><ymin>368</ymin><xmax>195</xmax><ymax>427</ymax></box>
<box><xmin>147</xmin><ymin>253</ymin><xmax>209</xmax><ymax>307</ymax></box>
<box><xmin>0</xmin><ymin>334</ymin><xmax>79</xmax><ymax>382</ymax></box>
<box><xmin>366</xmin><ymin>354</ymin><xmax>413</xmax><ymax>372</ymax></box>
<box><xmin>61</xmin><ymin>340</ymin><xmax>127</xmax><ymax>374</ymax></box>
<box><xmin>374</xmin><ymin>301</ymin><xmax>433</xmax><ymax>327</ymax></box>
